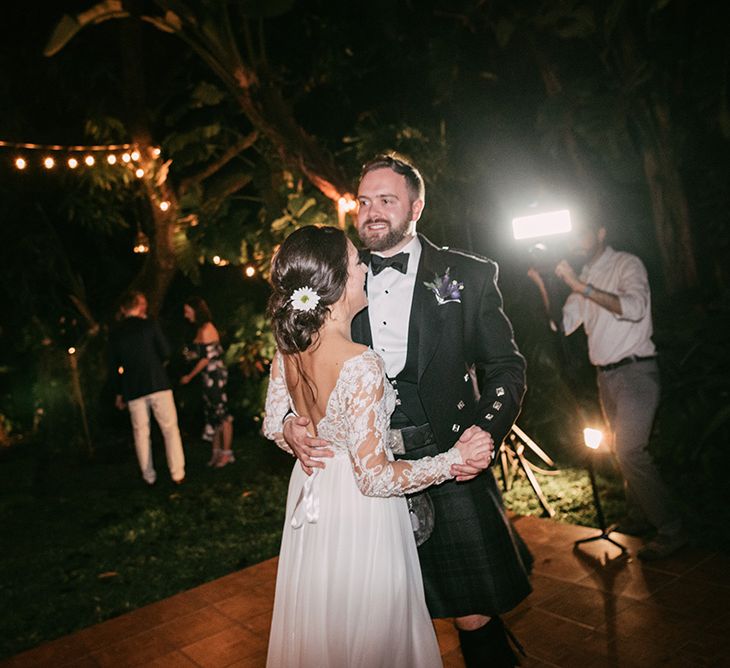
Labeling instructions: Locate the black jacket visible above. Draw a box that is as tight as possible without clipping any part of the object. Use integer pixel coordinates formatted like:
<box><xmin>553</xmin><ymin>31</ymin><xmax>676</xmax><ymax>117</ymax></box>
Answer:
<box><xmin>108</xmin><ymin>317</ymin><xmax>172</xmax><ymax>401</ymax></box>
<box><xmin>353</xmin><ymin>234</ymin><xmax>526</xmax><ymax>450</ymax></box>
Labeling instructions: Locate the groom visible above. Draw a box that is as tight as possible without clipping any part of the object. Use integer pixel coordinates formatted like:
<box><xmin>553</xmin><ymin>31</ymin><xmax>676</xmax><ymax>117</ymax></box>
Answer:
<box><xmin>285</xmin><ymin>153</ymin><xmax>532</xmax><ymax>666</ymax></box>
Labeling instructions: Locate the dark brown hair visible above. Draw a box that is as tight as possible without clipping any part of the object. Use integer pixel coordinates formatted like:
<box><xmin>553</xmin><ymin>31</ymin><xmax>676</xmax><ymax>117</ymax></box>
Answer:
<box><xmin>118</xmin><ymin>290</ymin><xmax>146</xmax><ymax>316</ymax></box>
<box><xmin>360</xmin><ymin>152</ymin><xmax>425</xmax><ymax>204</ymax></box>
<box><xmin>267</xmin><ymin>226</ymin><xmax>349</xmax><ymax>354</ymax></box>
<box><xmin>184</xmin><ymin>296</ymin><xmax>213</xmax><ymax>326</ymax></box>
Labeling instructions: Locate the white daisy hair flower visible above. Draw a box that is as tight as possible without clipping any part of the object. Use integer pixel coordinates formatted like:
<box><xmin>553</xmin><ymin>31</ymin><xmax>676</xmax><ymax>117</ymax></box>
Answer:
<box><xmin>289</xmin><ymin>286</ymin><xmax>321</xmax><ymax>312</ymax></box>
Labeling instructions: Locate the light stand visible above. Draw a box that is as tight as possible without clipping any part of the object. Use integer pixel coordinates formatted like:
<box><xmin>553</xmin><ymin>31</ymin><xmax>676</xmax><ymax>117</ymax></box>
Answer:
<box><xmin>574</xmin><ymin>428</ymin><xmax>627</xmax><ymax>555</ymax></box>
<box><xmin>499</xmin><ymin>424</ymin><xmax>559</xmax><ymax>517</ymax></box>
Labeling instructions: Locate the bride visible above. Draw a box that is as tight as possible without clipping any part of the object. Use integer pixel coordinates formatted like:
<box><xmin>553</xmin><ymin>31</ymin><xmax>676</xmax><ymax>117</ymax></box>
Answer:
<box><xmin>263</xmin><ymin>225</ymin><xmax>492</xmax><ymax>667</ymax></box>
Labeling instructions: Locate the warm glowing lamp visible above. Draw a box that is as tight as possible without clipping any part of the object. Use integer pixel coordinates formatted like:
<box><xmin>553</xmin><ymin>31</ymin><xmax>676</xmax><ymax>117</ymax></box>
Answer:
<box><xmin>244</xmin><ymin>265</ymin><xmax>256</xmax><ymax>278</ymax></box>
<box><xmin>130</xmin><ymin>149</ymin><xmax>141</xmax><ymax>161</ymax></box>
<box><xmin>122</xmin><ymin>152</ymin><xmax>131</xmax><ymax>163</ymax></box>
<box><xmin>135</xmin><ymin>168</ymin><xmax>145</xmax><ymax>178</ymax></box>
<box><xmin>43</xmin><ymin>157</ymin><xmax>55</xmax><ymax>169</ymax></box>
<box><xmin>68</xmin><ymin>157</ymin><xmax>79</xmax><ymax>169</ymax></box>
<box><xmin>159</xmin><ymin>201</ymin><xmax>170</xmax><ymax>212</ymax></box>
<box><xmin>107</xmin><ymin>154</ymin><xmax>117</xmax><ymax>165</ymax></box>
<box><xmin>84</xmin><ymin>155</ymin><xmax>95</xmax><ymax>166</ymax></box>
<box><xmin>574</xmin><ymin>426</ymin><xmax>627</xmax><ymax>556</ymax></box>
<box><xmin>14</xmin><ymin>157</ymin><xmax>27</xmax><ymax>170</ymax></box>
<box><xmin>583</xmin><ymin>428</ymin><xmax>602</xmax><ymax>449</ymax></box>
<box><xmin>68</xmin><ymin>347</ymin><xmax>76</xmax><ymax>355</ymax></box>
<box><xmin>132</xmin><ymin>227</ymin><xmax>150</xmax><ymax>254</ymax></box>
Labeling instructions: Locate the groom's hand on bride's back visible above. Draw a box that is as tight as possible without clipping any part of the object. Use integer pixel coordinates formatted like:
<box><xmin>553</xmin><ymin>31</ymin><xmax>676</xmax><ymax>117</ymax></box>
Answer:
<box><xmin>283</xmin><ymin>416</ymin><xmax>334</xmax><ymax>476</ymax></box>
<box><xmin>451</xmin><ymin>426</ymin><xmax>494</xmax><ymax>482</ymax></box>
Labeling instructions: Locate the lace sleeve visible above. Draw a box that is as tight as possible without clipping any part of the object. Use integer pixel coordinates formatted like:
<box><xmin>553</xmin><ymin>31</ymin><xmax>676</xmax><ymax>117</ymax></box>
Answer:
<box><xmin>344</xmin><ymin>354</ymin><xmax>461</xmax><ymax>497</ymax></box>
<box><xmin>262</xmin><ymin>352</ymin><xmax>294</xmax><ymax>454</ymax></box>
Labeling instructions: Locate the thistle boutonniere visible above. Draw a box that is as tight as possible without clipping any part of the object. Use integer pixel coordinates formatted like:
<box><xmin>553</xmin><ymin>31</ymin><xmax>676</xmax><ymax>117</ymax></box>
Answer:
<box><xmin>424</xmin><ymin>268</ymin><xmax>464</xmax><ymax>305</ymax></box>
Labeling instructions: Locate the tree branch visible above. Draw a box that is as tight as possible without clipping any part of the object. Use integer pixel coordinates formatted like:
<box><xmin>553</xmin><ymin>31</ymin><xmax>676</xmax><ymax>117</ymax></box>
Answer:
<box><xmin>179</xmin><ymin>130</ymin><xmax>258</xmax><ymax>193</ymax></box>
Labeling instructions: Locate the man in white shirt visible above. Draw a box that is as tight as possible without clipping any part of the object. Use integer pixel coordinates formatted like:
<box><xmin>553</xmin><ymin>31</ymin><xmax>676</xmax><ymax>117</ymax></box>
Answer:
<box><xmin>532</xmin><ymin>220</ymin><xmax>686</xmax><ymax>560</ymax></box>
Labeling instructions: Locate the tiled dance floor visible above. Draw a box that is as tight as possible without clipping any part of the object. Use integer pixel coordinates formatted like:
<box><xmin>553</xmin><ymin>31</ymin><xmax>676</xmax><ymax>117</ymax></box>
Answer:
<box><xmin>3</xmin><ymin>515</ymin><xmax>726</xmax><ymax>667</ymax></box>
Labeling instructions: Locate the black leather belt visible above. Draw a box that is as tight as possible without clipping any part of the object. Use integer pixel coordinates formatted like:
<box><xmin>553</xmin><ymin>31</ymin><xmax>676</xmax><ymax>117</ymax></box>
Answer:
<box><xmin>597</xmin><ymin>355</ymin><xmax>657</xmax><ymax>373</ymax></box>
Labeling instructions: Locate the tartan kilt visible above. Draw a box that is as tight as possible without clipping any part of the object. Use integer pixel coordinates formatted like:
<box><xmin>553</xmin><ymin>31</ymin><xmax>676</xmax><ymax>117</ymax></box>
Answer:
<box><xmin>401</xmin><ymin>435</ymin><xmax>533</xmax><ymax>618</ymax></box>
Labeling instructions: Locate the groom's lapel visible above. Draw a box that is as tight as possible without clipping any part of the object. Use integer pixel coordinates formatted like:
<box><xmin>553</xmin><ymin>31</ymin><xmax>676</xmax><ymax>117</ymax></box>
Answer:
<box><xmin>415</xmin><ymin>236</ymin><xmax>448</xmax><ymax>381</ymax></box>
<box><xmin>352</xmin><ymin>251</ymin><xmax>373</xmax><ymax>347</ymax></box>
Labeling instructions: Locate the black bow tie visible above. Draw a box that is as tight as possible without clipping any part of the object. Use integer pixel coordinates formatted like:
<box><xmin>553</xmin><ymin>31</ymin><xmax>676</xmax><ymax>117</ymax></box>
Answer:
<box><xmin>370</xmin><ymin>252</ymin><xmax>410</xmax><ymax>276</ymax></box>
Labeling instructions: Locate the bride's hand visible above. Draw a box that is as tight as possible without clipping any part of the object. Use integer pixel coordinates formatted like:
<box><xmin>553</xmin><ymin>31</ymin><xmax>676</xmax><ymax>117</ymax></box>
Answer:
<box><xmin>452</xmin><ymin>426</ymin><xmax>494</xmax><ymax>482</ymax></box>
<box><xmin>283</xmin><ymin>415</ymin><xmax>334</xmax><ymax>476</ymax></box>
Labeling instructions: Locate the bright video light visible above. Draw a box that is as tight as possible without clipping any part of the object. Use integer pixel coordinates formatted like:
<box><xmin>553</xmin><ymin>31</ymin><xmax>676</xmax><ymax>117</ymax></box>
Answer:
<box><xmin>512</xmin><ymin>209</ymin><xmax>572</xmax><ymax>241</ymax></box>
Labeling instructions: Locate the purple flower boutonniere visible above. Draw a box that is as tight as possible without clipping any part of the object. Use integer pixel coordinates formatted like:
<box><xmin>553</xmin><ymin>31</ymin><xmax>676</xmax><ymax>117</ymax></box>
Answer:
<box><xmin>424</xmin><ymin>268</ymin><xmax>464</xmax><ymax>305</ymax></box>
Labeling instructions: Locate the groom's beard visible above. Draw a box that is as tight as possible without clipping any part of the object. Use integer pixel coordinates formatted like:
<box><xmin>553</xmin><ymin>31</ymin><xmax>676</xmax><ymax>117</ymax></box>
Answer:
<box><xmin>358</xmin><ymin>215</ymin><xmax>411</xmax><ymax>252</ymax></box>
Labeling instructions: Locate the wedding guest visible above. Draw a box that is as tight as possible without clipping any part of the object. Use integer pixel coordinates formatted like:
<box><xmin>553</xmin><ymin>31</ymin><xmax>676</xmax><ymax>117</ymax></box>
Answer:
<box><xmin>181</xmin><ymin>297</ymin><xmax>234</xmax><ymax>468</ymax></box>
<box><xmin>263</xmin><ymin>225</ymin><xmax>493</xmax><ymax>667</ymax></box>
<box><xmin>109</xmin><ymin>291</ymin><xmax>185</xmax><ymax>485</ymax></box>
<box><xmin>529</xmin><ymin>217</ymin><xmax>687</xmax><ymax>560</ymax></box>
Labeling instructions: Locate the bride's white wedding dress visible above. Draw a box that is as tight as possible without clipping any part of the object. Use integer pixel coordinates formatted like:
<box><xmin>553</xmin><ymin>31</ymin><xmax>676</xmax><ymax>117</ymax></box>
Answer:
<box><xmin>263</xmin><ymin>349</ymin><xmax>461</xmax><ymax>668</ymax></box>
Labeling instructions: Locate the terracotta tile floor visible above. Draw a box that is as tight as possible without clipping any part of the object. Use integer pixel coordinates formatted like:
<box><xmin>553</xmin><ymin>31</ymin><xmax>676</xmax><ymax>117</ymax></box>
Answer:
<box><xmin>3</xmin><ymin>515</ymin><xmax>726</xmax><ymax>667</ymax></box>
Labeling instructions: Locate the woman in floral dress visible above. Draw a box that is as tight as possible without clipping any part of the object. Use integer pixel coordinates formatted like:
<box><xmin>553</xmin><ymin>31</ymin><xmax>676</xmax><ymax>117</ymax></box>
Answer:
<box><xmin>181</xmin><ymin>297</ymin><xmax>234</xmax><ymax>467</ymax></box>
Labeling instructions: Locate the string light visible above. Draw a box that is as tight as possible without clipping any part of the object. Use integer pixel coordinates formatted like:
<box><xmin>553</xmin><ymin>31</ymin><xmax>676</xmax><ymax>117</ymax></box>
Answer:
<box><xmin>244</xmin><ymin>265</ymin><xmax>256</xmax><ymax>278</ymax></box>
<box><xmin>212</xmin><ymin>255</ymin><xmax>221</xmax><ymax>265</ymax></box>
<box><xmin>1</xmin><ymin>140</ymin><xmax>161</xmax><ymax>173</ymax></box>
<box><xmin>68</xmin><ymin>347</ymin><xmax>76</xmax><ymax>355</ymax></box>
<box><xmin>159</xmin><ymin>200</ymin><xmax>170</xmax><ymax>211</ymax></box>
<box><xmin>133</xmin><ymin>227</ymin><xmax>150</xmax><ymax>254</ymax></box>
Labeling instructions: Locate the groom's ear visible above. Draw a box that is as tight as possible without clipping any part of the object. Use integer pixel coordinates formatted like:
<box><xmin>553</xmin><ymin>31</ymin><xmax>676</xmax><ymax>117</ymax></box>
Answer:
<box><xmin>410</xmin><ymin>198</ymin><xmax>424</xmax><ymax>223</ymax></box>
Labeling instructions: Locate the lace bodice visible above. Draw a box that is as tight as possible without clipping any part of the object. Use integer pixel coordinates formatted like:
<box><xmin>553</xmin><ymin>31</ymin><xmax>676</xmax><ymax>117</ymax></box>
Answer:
<box><xmin>263</xmin><ymin>349</ymin><xmax>461</xmax><ymax>497</ymax></box>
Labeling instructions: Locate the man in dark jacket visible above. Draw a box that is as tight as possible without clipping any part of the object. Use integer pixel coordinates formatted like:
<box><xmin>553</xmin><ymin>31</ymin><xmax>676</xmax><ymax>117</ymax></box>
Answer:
<box><xmin>109</xmin><ymin>291</ymin><xmax>185</xmax><ymax>485</ymax></box>
<box><xmin>285</xmin><ymin>154</ymin><xmax>532</xmax><ymax>666</ymax></box>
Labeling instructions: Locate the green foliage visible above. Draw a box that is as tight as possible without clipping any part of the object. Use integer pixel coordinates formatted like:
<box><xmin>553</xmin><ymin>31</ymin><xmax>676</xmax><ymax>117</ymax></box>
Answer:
<box><xmin>0</xmin><ymin>434</ymin><xmax>292</xmax><ymax>659</ymax></box>
<box><xmin>224</xmin><ymin>303</ymin><xmax>277</xmax><ymax>423</ymax></box>
<box><xmin>651</xmin><ymin>295</ymin><xmax>730</xmax><ymax>541</ymax></box>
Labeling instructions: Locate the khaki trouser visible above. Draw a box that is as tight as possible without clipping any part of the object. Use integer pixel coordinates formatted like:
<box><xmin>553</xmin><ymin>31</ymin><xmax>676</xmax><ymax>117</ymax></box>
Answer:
<box><xmin>597</xmin><ymin>359</ymin><xmax>681</xmax><ymax>537</ymax></box>
<box><xmin>128</xmin><ymin>389</ymin><xmax>185</xmax><ymax>484</ymax></box>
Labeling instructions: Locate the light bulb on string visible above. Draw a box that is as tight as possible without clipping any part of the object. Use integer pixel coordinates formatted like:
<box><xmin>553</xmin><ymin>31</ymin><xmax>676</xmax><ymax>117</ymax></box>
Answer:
<box><xmin>133</xmin><ymin>226</ymin><xmax>150</xmax><ymax>254</ymax></box>
<box><xmin>159</xmin><ymin>200</ymin><xmax>170</xmax><ymax>212</ymax></box>
<box><xmin>107</xmin><ymin>154</ymin><xmax>117</xmax><ymax>165</ymax></box>
<box><xmin>84</xmin><ymin>155</ymin><xmax>95</xmax><ymax>166</ymax></box>
<box><xmin>244</xmin><ymin>265</ymin><xmax>256</xmax><ymax>278</ymax></box>
<box><xmin>212</xmin><ymin>255</ymin><xmax>221</xmax><ymax>265</ymax></box>
<box><xmin>152</xmin><ymin>147</ymin><xmax>161</xmax><ymax>158</ymax></box>
<box><xmin>122</xmin><ymin>153</ymin><xmax>131</xmax><ymax>163</ymax></box>
<box><xmin>135</xmin><ymin>168</ymin><xmax>145</xmax><ymax>178</ymax></box>
<box><xmin>43</xmin><ymin>157</ymin><xmax>55</xmax><ymax>169</ymax></box>
<box><xmin>68</xmin><ymin>157</ymin><xmax>79</xmax><ymax>169</ymax></box>
<box><xmin>130</xmin><ymin>150</ymin><xmax>141</xmax><ymax>161</ymax></box>
<box><xmin>14</xmin><ymin>157</ymin><xmax>27</xmax><ymax>170</ymax></box>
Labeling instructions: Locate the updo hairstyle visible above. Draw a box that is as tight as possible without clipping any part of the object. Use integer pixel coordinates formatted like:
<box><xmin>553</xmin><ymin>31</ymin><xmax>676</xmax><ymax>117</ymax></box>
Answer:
<box><xmin>267</xmin><ymin>226</ymin><xmax>349</xmax><ymax>354</ymax></box>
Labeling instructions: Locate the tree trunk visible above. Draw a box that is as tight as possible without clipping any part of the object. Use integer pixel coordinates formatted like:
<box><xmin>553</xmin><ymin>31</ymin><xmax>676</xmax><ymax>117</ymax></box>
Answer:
<box><xmin>638</xmin><ymin>99</ymin><xmax>698</xmax><ymax>294</ymax></box>
<box><xmin>119</xmin><ymin>19</ymin><xmax>179</xmax><ymax>315</ymax></box>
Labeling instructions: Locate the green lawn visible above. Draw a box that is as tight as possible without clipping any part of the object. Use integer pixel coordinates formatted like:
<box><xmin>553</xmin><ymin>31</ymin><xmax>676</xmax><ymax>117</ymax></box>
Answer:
<box><xmin>1</xmin><ymin>431</ymin><xmax>628</xmax><ymax>660</ymax></box>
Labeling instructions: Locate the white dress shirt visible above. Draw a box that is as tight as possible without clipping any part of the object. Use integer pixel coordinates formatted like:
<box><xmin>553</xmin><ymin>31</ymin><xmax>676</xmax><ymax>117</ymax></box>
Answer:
<box><xmin>367</xmin><ymin>236</ymin><xmax>422</xmax><ymax>377</ymax></box>
<box><xmin>562</xmin><ymin>246</ymin><xmax>656</xmax><ymax>366</ymax></box>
